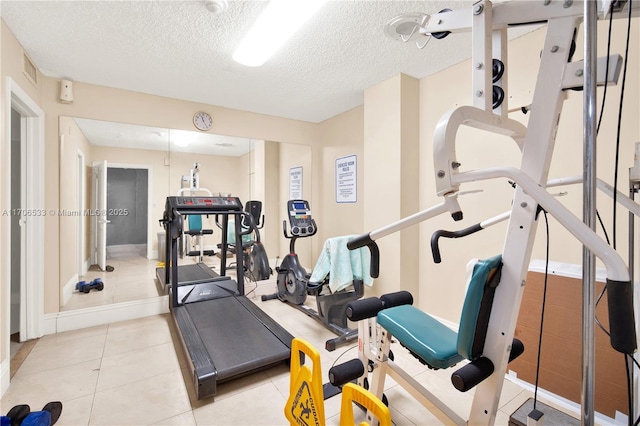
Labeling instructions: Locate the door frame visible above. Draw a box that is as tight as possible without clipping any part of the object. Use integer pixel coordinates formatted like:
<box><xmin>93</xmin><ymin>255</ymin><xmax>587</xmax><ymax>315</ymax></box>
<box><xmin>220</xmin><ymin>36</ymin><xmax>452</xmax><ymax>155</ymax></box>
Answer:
<box><xmin>2</xmin><ymin>78</ymin><xmax>45</xmax><ymax>392</ymax></box>
<box><xmin>91</xmin><ymin>162</ymin><xmax>153</xmax><ymax>261</ymax></box>
<box><xmin>77</xmin><ymin>150</ymin><xmax>87</xmax><ymax>276</ymax></box>
<box><xmin>92</xmin><ymin>160</ymin><xmax>108</xmax><ymax>271</ymax></box>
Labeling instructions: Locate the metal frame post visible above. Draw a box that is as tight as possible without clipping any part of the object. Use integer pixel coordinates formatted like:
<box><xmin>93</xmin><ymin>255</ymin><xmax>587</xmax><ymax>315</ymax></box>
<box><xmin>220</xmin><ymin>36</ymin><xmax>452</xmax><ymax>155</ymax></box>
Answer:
<box><xmin>582</xmin><ymin>1</ymin><xmax>598</xmax><ymax>424</ymax></box>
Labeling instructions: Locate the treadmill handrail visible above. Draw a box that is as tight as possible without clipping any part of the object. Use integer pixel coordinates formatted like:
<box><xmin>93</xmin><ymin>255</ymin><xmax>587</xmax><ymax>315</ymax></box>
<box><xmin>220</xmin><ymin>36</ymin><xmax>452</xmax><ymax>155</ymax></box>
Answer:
<box><xmin>163</xmin><ymin>197</ymin><xmax>246</xmax><ymax>308</ymax></box>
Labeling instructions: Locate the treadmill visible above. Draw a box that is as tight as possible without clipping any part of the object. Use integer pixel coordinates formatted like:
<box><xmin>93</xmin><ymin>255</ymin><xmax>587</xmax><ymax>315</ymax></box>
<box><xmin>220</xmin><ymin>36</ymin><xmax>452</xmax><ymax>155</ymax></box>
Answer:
<box><xmin>155</xmin><ymin>228</ymin><xmax>220</xmax><ymax>291</ymax></box>
<box><xmin>161</xmin><ymin>196</ymin><xmax>294</xmax><ymax>399</ymax></box>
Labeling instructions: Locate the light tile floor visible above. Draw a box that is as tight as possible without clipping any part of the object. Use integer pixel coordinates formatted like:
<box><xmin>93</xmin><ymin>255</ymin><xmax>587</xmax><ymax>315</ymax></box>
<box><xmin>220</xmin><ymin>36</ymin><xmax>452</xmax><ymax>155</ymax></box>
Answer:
<box><xmin>62</xmin><ymin>256</ymin><xmax>165</xmax><ymax>311</ymax></box>
<box><xmin>4</xmin><ymin>260</ymin><xmax>582</xmax><ymax>425</ymax></box>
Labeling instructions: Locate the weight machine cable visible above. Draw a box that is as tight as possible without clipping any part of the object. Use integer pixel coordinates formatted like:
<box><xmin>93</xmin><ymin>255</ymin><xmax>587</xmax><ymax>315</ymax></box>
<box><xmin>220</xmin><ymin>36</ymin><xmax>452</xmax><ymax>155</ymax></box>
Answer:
<box><xmin>612</xmin><ymin>0</ymin><xmax>633</xmax><ymax>251</ymax></box>
<box><xmin>595</xmin><ymin>4</ymin><xmax>614</xmax><ymax>136</ymax></box>
<box><xmin>610</xmin><ymin>3</ymin><xmax>635</xmax><ymax>424</ymax></box>
<box><xmin>597</xmin><ymin>210</ymin><xmax>611</xmax><ymax>246</ymax></box>
<box><xmin>532</xmin><ymin>210</ymin><xmax>550</xmax><ymax>411</ymax></box>
<box><xmin>595</xmin><ymin>4</ymin><xmax>613</xmax><ymax>258</ymax></box>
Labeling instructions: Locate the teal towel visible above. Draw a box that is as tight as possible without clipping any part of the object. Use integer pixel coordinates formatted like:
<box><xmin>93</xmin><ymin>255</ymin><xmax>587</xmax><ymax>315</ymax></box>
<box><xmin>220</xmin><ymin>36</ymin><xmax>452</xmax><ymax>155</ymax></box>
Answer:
<box><xmin>310</xmin><ymin>235</ymin><xmax>373</xmax><ymax>293</ymax></box>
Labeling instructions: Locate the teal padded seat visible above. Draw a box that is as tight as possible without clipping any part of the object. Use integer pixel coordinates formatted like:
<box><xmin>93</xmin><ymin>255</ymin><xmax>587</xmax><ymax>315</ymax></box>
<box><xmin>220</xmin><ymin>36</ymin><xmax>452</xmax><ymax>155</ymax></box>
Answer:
<box><xmin>377</xmin><ymin>255</ymin><xmax>502</xmax><ymax>370</ymax></box>
<box><xmin>378</xmin><ymin>306</ymin><xmax>463</xmax><ymax>369</ymax></box>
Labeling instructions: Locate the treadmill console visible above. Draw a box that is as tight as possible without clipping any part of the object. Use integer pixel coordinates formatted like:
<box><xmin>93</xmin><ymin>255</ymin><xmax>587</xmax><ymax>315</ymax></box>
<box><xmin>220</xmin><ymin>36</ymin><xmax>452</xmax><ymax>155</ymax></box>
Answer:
<box><xmin>166</xmin><ymin>196</ymin><xmax>243</xmax><ymax>213</ymax></box>
<box><xmin>287</xmin><ymin>200</ymin><xmax>316</xmax><ymax>236</ymax></box>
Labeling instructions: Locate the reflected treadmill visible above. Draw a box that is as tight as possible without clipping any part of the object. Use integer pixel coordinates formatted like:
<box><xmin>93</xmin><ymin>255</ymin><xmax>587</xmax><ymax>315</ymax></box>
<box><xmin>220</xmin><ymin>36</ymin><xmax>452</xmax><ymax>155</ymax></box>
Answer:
<box><xmin>161</xmin><ymin>196</ymin><xmax>294</xmax><ymax>399</ymax></box>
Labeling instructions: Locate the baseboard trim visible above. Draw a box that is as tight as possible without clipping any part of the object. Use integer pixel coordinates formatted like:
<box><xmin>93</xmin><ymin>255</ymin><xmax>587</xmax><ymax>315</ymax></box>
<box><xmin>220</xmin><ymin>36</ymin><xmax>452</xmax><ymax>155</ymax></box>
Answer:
<box><xmin>62</xmin><ymin>273</ymin><xmax>79</xmax><ymax>307</ymax></box>
<box><xmin>44</xmin><ymin>296</ymin><xmax>169</xmax><ymax>334</ymax></box>
<box><xmin>529</xmin><ymin>259</ymin><xmax>607</xmax><ymax>282</ymax></box>
<box><xmin>506</xmin><ymin>371</ymin><xmax>620</xmax><ymax>425</ymax></box>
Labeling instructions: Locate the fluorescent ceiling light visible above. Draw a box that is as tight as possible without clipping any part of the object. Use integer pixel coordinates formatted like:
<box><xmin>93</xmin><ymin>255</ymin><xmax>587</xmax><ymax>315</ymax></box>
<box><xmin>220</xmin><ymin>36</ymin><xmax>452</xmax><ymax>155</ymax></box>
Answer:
<box><xmin>173</xmin><ymin>139</ymin><xmax>190</xmax><ymax>147</ymax></box>
<box><xmin>233</xmin><ymin>0</ymin><xmax>327</xmax><ymax>67</ymax></box>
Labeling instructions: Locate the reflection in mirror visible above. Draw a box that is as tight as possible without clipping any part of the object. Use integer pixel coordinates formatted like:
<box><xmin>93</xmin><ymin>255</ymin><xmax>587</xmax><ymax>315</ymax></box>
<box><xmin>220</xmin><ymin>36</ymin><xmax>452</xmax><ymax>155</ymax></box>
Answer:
<box><xmin>168</xmin><ymin>130</ymin><xmax>252</xmax><ymax>202</ymax></box>
<box><xmin>58</xmin><ymin>117</ymin><xmax>252</xmax><ymax>312</ymax></box>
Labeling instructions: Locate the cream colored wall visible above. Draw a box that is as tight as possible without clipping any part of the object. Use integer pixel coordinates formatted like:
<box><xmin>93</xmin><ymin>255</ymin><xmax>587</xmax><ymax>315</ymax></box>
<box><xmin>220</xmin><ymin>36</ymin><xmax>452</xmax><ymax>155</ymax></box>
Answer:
<box><xmin>237</xmin><ymin>150</ymin><xmax>251</xmax><ymax>205</ymax></box>
<box><xmin>316</xmin><ymin>106</ymin><xmax>365</xmax><ymax>242</ymax></box>
<box><xmin>418</xmin><ymin>21</ymin><xmax>639</xmax><ymax>324</ymax></box>
<box><xmin>277</xmin><ymin>143</ymin><xmax>313</xmax><ymax>267</ymax></box>
<box><xmin>167</xmin><ymin>150</ymin><xmax>248</xmax><ymax>238</ymax></box>
<box><xmin>246</xmin><ymin>140</ymin><xmax>283</xmax><ymax>261</ymax></box>
<box><xmin>362</xmin><ymin>74</ymin><xmax>420</xmax><ymax>298</ymax></box>
<box><xmin>168</xmin><ymin>151</ymin><xmax>247</xmax><ymax>197</ymax></box>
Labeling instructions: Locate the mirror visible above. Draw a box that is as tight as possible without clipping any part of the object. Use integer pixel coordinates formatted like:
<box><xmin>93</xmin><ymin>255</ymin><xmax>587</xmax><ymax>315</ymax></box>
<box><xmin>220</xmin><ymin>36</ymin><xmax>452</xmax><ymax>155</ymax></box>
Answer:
<box><xmin>58</xmin><ymin>117</ymin><xmax>312</xmax><ymax>313</ymax></box>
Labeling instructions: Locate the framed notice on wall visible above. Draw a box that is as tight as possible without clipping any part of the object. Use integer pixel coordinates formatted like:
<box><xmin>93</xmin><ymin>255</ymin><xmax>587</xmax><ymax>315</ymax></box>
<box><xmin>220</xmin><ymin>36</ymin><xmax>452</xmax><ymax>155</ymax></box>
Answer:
<box><xmin>289</xmin><ymin>166</ymin><xmax>303</xmax><ymax>199</ymax></box>
<box><xmin>335</xmin><ymin>154</ymin><xmax>357</xmax><ymax>203</ymax></box>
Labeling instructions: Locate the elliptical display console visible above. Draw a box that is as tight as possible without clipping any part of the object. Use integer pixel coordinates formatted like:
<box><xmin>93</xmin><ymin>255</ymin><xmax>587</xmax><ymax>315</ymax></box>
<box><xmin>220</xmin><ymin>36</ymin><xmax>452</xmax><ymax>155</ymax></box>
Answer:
<box><xmin>287</xmin><ymin>200</ymin><xmax>317</xmax><ymax>237</ymax></box>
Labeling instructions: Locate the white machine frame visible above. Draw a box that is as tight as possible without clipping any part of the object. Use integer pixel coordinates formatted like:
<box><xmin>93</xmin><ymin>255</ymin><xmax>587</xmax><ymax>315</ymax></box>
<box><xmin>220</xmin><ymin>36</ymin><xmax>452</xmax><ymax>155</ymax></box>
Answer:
<box><xmin>178</xmin><ymin>163</ymin><xmax>214</xmax><ymax>262</ymax></box>
<box><xmin>353</xmin><ymin>1</ymin><xmax>640</xmax><ymax>425</ymax></box>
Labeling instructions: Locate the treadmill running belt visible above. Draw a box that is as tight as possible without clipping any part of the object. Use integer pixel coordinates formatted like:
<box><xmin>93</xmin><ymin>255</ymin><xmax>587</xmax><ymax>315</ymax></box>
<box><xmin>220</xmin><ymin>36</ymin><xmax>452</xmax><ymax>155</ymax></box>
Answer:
<box><xmin>177</xmin><ymin>263</ymin><xmax>218</xmax><ymax>281</ymax></box>
<box><xmin>156</xmin><ymin>263</ymin><xmax>219</xmax><ymax>287</ymax></box>
<box><xmin>185</xmin><ymin>297</ymin><xmax>291</xmax><ymax>381</ymax></box>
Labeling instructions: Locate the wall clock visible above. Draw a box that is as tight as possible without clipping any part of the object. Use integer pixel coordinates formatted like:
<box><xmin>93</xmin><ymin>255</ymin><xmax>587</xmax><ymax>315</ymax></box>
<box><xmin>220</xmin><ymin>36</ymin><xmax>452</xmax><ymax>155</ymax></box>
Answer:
<box><xmin>193</xmin><ymin>111</ymin><xmax>213</xmax><ymax>131</ymax></box>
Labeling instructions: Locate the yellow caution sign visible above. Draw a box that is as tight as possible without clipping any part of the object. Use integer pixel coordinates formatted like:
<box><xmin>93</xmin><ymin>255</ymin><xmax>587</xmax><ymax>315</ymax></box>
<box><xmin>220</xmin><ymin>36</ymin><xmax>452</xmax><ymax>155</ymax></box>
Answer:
<box><xmin>285</xmin><ymin>338</ymin><xmax>391</xmax><ymax>426</ymax></box>
<box><xmin>285</xmin><ymin>339</ymin><xmax>323</xmax><ymax>425</ymax></box>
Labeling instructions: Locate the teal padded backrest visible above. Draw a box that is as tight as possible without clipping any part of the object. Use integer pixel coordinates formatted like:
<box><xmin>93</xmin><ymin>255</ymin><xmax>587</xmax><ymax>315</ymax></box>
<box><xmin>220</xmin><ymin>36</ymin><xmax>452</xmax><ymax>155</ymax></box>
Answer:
<box><xmin>188</xmin><ymin>215</ymin><xmax>202</xmax><ymax>232</ymax></box>
<box><xmin>456</xmin><ymin>255</ymin><xmax>502</xmax><ymax>360</ymax></box>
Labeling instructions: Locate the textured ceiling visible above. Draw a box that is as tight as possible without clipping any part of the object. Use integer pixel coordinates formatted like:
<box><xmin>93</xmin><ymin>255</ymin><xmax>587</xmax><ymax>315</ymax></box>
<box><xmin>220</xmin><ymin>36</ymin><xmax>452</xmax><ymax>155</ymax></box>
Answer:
<box><xmin>0</xmin><ymin>0</ymin><xmax>485</xmax><ymax>123</ymax></box>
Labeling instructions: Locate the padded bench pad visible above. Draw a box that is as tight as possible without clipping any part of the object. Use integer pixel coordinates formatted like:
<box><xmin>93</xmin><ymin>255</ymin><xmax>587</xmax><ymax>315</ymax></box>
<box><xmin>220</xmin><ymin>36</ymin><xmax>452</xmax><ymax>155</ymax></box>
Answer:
<box><xmin>377</xmin><ymin>305</ymin><xmax>463</xmax><ymax>370</ymax></box>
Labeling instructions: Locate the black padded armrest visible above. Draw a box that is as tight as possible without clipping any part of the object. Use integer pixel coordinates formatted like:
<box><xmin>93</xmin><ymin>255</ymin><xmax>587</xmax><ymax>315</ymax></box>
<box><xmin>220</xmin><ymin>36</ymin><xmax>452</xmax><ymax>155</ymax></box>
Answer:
<box><xmin>346</xmin><ymin>297</ymin><xmax>384</xmax><ymax>322</ymax></box>
<box><xmin>347</xmin><ymin>233</ymin><xmax>380</xmax><ymax>278</ymax></box>
<box><xmin>185</xmin><ymin>229</ymin><xmax>214</xmax><ymax>236</ymax></box>
<box><xmin>607</xmin><ymin>279</ymin><xmax>637</xmax><ymax>354</ymax></box>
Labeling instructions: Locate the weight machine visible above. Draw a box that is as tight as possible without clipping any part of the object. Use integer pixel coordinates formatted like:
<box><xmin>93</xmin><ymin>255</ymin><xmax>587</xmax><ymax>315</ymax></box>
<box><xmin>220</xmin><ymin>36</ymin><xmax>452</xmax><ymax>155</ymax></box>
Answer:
<box><xmin>336</xmin><ymin>1</ymin><xmax>639</xmax><ymax>425</ymax></box>
<box><xmin>178</xmin><ymin>163</ymin><xmax>215</xmax><ymax>262</ymax></box>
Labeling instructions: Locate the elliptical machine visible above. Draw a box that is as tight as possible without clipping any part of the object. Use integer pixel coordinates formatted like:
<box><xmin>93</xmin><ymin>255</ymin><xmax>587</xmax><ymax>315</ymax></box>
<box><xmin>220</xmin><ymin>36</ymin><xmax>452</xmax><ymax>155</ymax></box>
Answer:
<box><xmin>218</xmin><ymin>200</ymin><xmax>272</xmax><ymax>282</ymax></box>
<box><xmin>240</xmin><ymin>201</ymin><xmax>271</xmax><ymax>281</ymax></box>
<box><xmin>262</xmin><ymin>200</ymin><xmax>364</xmax><ymax>351</ymax></box>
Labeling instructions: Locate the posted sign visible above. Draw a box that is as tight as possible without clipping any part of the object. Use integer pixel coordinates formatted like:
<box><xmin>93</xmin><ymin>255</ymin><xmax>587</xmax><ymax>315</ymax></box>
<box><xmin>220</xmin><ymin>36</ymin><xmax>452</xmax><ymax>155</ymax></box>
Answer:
<box><xmin>335</xmin><ymin>155</ymin><xmax>357</xmax><ymax>203</ymax></box>
<box><xmin>289</xmin><ymin>166</ymin><xmax>303</xmax><ymax>199</ymax></box>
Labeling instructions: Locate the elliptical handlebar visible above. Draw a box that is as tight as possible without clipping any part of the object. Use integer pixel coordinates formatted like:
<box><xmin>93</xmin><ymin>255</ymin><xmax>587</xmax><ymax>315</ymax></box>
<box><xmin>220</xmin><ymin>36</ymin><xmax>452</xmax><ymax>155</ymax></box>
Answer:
<box><xmin>283</xmin><ymin>217</ymin><xmax>317</xmax><ymax>254</ymax></box>
<box><xmin>282</xmin><ymin>218</ymin><xmax>318</xmax><ymax>239</ymax></box>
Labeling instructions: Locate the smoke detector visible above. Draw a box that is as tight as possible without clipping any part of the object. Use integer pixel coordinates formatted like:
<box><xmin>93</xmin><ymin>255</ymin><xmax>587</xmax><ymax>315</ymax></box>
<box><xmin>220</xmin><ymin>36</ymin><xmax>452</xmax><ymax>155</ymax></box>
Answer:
<box><xmin>205</xmin><ymin>0</ymin><xmax>228</xmax><ymax>14</ymax></box>
<box><xmin>384</xmin><ymin>13</ymin><xmax>430</xmax><ymax>42</ymax></box>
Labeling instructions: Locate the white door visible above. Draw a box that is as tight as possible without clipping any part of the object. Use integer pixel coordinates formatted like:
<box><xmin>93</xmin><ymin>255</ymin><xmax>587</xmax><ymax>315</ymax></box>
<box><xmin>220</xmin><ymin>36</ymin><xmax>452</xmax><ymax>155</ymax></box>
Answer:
<box><xmin>94</xmin><ymin>160</ymin><xmax>108</xmax><ymax>271</ymax></box>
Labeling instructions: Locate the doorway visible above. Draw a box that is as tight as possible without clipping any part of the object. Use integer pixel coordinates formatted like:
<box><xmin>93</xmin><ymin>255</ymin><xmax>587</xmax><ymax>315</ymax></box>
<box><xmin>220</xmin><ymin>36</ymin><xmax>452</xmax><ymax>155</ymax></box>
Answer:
<box><xmin>106</xmin><ymin>167</ymin><xmax>149</xmax><ymax>258</ymax></box>
<box><xmin>10</xmin><ymin>108</ymin><xmax>22</xmax><ymax>346</ymax></box>
<box><xmin>91</xmin><ymin>163</ymin><xmax>152</xmax><ymax>268</ymax></box>
<box><xmin>2</xmin><ymin>79</ymin><xmax>45</xmax><ymax>397</ymax></box>
<box><xmin>77</xmin><ymin>151</ymin><xmax>87</xmax><ymax>277</ymax></box>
